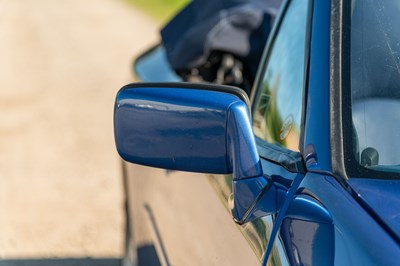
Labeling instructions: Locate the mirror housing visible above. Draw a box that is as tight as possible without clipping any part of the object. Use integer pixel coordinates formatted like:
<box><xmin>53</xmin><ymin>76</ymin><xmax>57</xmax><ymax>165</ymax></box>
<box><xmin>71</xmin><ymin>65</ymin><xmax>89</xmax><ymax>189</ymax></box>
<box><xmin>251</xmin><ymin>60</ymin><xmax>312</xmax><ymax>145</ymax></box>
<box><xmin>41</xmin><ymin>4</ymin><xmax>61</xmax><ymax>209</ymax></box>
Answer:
<box><xmin>114</xmin><ymin>83</ymin><xmax>275</xmax><ymax>223</ymax></box>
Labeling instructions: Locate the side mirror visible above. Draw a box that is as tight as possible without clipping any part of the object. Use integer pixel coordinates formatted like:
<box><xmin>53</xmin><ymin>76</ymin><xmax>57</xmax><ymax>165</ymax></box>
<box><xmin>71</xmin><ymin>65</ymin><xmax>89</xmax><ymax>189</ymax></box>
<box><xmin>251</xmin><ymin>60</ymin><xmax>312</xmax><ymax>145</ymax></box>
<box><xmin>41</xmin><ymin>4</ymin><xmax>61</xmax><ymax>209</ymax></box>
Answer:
<box><xmin>114</xmin><ymin>83</ymin><xmax>275</xmax><ymax>224</ymax></box>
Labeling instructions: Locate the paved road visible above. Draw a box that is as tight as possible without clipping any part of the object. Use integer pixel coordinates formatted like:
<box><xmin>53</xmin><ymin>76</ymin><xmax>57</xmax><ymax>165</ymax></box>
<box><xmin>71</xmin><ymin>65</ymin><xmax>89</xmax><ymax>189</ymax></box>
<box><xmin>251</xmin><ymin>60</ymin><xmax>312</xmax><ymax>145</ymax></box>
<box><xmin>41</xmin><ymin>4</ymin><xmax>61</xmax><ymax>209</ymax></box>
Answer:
<box><xmin>0</xmin><ymin>0</ymin><xmax>157</xmax><ymax>260</ymax></box>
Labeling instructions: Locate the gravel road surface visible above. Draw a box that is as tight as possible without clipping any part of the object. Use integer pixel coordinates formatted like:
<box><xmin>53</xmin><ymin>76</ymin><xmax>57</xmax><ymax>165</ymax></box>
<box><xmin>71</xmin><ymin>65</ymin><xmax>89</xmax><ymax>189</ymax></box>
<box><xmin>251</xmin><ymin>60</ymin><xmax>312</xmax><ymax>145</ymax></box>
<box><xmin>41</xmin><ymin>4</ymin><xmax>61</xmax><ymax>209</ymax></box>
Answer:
<box><xmin>0</xmin><ymin>0</ymin><xmax>157</xmax><ymax>261</ymax></box>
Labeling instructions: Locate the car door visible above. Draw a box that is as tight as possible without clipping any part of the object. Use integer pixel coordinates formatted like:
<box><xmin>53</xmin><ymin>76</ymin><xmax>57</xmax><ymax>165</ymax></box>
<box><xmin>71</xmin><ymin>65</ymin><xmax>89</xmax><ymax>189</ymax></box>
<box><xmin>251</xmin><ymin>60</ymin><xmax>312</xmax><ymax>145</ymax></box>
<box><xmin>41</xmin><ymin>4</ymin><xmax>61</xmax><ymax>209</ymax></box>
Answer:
<box><xmin>125</xmin><ymin>0</ymin><xmax>312</xmax><ymax>265</ymax></box>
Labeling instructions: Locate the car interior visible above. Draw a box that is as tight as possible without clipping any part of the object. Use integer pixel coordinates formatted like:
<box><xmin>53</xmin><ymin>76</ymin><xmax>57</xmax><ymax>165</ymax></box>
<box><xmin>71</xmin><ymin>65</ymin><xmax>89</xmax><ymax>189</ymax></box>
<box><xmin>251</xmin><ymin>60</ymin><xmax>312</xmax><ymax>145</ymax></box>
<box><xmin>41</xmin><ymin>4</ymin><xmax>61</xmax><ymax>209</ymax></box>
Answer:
<box><xmin>351</xmin><ymin>0</ymin><xmax>400</xmax><ymax>168</ymax></box>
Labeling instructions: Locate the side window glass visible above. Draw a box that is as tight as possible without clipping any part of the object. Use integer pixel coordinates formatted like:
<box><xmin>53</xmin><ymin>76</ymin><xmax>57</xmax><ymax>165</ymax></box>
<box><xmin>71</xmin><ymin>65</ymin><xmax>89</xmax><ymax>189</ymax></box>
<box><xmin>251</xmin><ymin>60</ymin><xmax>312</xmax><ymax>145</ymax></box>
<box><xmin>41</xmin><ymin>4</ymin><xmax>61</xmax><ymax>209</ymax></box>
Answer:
<box><xmin>253</xmin><ymin>0</ymin><xmax>309</xmax><ymax>152</ymax></box>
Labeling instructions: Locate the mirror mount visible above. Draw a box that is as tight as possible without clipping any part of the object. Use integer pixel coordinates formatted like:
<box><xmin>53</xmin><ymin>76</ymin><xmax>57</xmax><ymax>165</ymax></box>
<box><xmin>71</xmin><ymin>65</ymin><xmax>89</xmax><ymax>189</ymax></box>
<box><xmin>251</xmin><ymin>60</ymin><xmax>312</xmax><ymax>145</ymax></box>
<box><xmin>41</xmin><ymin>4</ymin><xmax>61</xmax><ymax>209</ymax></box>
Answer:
<box><xmin>231</xmin><ymin>175</ymin><xmax>277</xmax><ymax>224</ymax></box>
<box><xmin>224</xmin><ymin>100</ymin><xmax>277</xmax><ymax>223</ymax></box>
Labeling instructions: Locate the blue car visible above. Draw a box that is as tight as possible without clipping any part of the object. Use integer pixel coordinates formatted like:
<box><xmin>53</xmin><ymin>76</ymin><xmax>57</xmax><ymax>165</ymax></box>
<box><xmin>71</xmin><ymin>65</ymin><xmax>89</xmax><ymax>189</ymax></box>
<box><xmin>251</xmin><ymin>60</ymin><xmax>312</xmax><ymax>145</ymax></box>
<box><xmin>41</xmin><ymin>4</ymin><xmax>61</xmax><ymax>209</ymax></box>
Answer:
<box><xmin>114</xmin><ymin>0</ymin><xmax>400</xmax><ymax>265</ymax></box>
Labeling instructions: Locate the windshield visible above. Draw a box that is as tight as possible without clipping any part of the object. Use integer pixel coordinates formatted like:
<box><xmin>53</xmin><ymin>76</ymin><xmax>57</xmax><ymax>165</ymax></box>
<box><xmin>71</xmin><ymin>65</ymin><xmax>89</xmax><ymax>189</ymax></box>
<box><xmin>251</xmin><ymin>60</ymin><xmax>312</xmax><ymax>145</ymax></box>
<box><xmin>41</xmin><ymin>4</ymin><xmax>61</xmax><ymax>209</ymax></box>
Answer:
<box><xmin>349</xmin><ymin>0</ymin><xmax>400</xmax><ymax>177</ymax></box>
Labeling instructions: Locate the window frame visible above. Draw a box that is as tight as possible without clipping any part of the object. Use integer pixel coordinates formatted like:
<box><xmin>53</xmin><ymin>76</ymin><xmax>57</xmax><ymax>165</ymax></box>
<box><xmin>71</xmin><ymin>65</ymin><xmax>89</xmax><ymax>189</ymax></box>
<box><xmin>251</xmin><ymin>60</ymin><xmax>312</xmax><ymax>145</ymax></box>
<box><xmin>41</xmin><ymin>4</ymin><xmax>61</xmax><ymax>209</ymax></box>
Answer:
<box><xmin>330</xmin><ymin>0</ymin><xmax>400</xmax><ymax>180</ymax></box>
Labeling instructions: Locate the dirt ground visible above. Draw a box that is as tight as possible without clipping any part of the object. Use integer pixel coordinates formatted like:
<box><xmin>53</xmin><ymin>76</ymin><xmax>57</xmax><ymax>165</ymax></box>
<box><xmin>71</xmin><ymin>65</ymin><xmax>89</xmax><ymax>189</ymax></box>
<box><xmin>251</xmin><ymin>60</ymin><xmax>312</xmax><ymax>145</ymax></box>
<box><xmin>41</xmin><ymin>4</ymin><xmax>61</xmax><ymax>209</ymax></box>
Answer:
<box><xmin>0</xmin><ymin>0</ymin><xmax>157</xmax><ymax>261</ymax></box>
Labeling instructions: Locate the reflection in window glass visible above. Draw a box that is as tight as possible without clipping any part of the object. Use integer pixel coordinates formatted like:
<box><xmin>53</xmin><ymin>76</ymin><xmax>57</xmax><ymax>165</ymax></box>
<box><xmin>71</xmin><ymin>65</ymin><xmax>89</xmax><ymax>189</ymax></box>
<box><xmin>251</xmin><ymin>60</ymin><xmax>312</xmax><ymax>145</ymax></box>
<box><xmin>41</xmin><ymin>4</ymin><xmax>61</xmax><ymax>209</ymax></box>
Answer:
<box><xmin>253</xmin><ymin>0</ymin><xmax>309</xmax><ymax>151</ymax></box>
<box><xmin>351</xmin><ymin>0</ymin><xmax>400</xmax><ymax>173</ymax></box>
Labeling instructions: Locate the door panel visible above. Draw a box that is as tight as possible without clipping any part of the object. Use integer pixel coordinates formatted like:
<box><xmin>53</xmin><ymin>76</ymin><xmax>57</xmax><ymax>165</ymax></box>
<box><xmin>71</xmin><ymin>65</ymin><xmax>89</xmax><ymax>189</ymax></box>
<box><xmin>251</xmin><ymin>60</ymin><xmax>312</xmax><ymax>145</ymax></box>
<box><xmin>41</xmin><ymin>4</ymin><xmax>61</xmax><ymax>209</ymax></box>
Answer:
<box><xmin>126</xmin><ymin>163</ymin><xmax>259</xmax><ymax>266</ymax></box>
<box><xmin>208</xmin><ymin>156</ymin><xmax>302</xmax><ymax>264</ymax></box>
<box><xmin>207</xmin><ymin>173</ymin><xmax>273</xmax><ymax>260</ymax></box>
<box><xmin>208</xmin><ymin>173</ymin><xmax>291</xmax><ymax>265</ymax></box>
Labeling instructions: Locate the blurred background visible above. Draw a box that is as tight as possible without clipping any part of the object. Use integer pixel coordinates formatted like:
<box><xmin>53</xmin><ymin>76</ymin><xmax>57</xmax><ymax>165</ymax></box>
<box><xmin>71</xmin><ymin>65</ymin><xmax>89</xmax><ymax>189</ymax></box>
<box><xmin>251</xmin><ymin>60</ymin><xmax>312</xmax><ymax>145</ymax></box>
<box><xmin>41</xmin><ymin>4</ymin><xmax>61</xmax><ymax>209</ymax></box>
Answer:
<box><xmin>0</xmin><ymin>0</ymin><xmax>185</xmax><ymax>264</ymax></box>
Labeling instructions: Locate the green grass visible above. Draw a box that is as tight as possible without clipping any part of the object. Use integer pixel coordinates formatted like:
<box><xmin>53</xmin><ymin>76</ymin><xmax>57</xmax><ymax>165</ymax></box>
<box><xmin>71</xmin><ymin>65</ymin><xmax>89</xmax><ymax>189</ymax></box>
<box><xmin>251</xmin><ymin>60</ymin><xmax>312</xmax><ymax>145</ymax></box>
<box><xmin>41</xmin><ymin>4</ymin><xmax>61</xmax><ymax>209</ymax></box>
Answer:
<box><xmin>126</xmin><ymin>0</ymin><xmax>189</xmax><ymax>22</ymax></box>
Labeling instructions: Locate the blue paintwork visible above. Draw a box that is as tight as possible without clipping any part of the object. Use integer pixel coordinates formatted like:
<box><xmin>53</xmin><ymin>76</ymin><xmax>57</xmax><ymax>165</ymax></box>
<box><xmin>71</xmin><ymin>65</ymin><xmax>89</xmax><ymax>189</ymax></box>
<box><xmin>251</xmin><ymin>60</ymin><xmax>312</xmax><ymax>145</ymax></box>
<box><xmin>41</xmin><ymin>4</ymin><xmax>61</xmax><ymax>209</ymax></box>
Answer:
<box><xmin>348</xmin><ymin>178</ymin><xmax>400</xmax><ymax>242</ymax></box>
<box><xmin>280</xmin><ymin>217</ymin><xmax>334</xmax><ymax>266</ymax></box>
<box><xmin>226</xmin><ymin>101</ymin><xmax>262</xmax><ymax>180</ymax></box>
<box><xmin>293</xmin><ymin>173</ymin><xmax>400</xmax><ymax>265</ymax></box>
<box><xmin>115</xmin><ymin>86</ymin><xmax>234</xmax><ymax>174</ymax></box>
<box><xmin>280</xmin><ymin>194</ymin><xmax>334</xmax><ymax>266</ymax></box>
<box><xmin>303</xmin><ymin>0</ymin><xmax>331</xmax><ymax>173</ymax></box>
<box><xmin>285</xmin><ymin>195</ymin><xmax>332</xmax><ymax>223</ymax></box>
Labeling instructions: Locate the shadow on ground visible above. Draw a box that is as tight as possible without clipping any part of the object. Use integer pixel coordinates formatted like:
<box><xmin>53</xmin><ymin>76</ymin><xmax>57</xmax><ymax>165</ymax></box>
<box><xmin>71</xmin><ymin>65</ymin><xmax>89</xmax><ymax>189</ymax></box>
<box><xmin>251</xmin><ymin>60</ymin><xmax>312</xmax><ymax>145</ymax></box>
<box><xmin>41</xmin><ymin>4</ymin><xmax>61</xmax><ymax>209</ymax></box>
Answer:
<box><xmin>0</xmin><ymin>258</ymin><xmax>120</xmax><ymax>266</ymax></box>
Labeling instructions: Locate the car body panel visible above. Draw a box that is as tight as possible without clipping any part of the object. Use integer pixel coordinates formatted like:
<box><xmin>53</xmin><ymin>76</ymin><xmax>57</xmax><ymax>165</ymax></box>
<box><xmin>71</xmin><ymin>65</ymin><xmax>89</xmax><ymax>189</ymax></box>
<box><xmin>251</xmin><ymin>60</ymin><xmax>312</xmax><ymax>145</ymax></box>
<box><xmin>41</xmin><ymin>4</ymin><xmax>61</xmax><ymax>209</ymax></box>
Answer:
<box><xmin>348</xmin><ymin>178</ymin><xmax>400</xmax><ymax>242</ymax></box>
<box><xmin>295</xmin><ymin>173</ymin><xmax>400</xmax><ymax>265</ymax></box>
<box><xmin>118</xmin><ymin>0</ymin><xmax>400</xmax><ymax>264</ymax></box>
